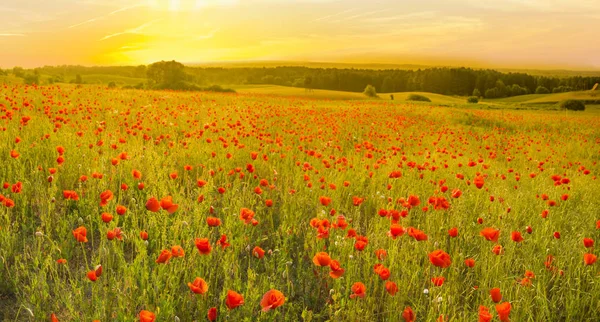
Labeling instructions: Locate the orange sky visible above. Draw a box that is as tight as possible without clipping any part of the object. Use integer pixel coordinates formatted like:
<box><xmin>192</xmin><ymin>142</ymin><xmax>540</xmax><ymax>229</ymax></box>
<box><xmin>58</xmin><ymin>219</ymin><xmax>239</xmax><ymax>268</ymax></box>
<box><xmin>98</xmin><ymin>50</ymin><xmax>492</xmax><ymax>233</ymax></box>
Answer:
<box><xmin>1</xmin><ymin>0</ymin><xmax>599</xmax><ymax>69</ymax></box>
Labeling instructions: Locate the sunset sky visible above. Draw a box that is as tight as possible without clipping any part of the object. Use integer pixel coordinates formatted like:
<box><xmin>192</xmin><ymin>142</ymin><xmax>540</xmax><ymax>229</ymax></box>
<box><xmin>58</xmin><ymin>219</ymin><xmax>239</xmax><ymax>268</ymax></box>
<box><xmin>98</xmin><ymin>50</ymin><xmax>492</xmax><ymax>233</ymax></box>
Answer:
<box><xmin>1</xmin><ymin>0</ymin><xmax>599</xmax><ymax>69</ymax></box>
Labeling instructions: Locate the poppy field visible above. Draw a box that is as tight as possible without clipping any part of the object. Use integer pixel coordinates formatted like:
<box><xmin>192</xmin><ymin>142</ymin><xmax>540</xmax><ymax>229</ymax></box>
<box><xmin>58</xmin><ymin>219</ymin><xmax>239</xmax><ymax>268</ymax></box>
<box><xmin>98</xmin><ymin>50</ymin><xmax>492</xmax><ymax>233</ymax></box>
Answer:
<box><xmin>1</xmin><ymin>83</ymin><xmax>600</xmax><ymax>321</ymax></box>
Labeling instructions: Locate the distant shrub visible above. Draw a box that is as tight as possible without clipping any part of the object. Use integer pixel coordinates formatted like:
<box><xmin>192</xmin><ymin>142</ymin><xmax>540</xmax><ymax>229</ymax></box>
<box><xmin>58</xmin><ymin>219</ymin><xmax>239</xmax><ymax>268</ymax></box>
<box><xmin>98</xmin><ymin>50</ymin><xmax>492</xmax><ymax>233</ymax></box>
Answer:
<box><xmin>407</xmin><ymin>94</ymin><xmax>431</xmax><ymax>102</ymax></box>
<box><xmin>559</xmin><ymin>100</ymin><xmax>585</xmax><ymax>111</ymax></box>
<box><xmin>204</xmin><ymin>85</ymin><xmax>236</xmax><ymax>93</ymax></box>
<box><xmin>23</xmin><ymin>73</ymin><xmax>39</xmax><ymax>85</ymax></box>
<box><xmin>535</xmin><ymin>86</ymin><xmax>550</xmax><ymax>94</ymax></box>
<box><xmin>472</xmin><ymin>88</ymin><xmax>481</xmax><ymax>97</ymax></box>
<box><xmin>552</xmin><ymin>86</ymin><xmax>573</xmax><ymax>93</ymax></box>
<box><xmin>107</xmin><ymin>81</ymin><xmax>117</xmax><ymax>88</ymax></box>
<box><xmin>485</xmin><ymin>88</ymin><xmax>498</xmax><ymax>99</ymax></box>
<box><xmin>467</xmin><ymin>96</ymin><xmax>479</xmax><ymax>103</ymax></box>
<box><xmin>363</xmin><ymin>85</ymin><xmax>378</xmax><ymax>98</ymax></box>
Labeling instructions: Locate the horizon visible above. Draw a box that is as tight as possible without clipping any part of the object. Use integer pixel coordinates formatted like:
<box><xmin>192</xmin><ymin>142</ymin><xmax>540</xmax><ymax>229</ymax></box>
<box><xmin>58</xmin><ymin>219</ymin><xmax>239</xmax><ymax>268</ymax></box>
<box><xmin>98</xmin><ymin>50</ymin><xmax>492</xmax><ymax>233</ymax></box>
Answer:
<box><xmin>1</xmin><ymin>0</ymin><xmax>599</xmax><ymax>70</ymax></box>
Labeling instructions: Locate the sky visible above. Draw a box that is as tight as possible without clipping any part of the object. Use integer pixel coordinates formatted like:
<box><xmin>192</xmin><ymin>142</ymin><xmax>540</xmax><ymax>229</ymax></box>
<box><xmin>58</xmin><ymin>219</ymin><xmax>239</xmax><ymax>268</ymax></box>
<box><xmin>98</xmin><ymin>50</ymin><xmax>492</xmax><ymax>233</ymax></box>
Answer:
<box><xmin>1</xmin><ymin>0</ymin><xmax>599</xmax><ymax>69</ymax></box>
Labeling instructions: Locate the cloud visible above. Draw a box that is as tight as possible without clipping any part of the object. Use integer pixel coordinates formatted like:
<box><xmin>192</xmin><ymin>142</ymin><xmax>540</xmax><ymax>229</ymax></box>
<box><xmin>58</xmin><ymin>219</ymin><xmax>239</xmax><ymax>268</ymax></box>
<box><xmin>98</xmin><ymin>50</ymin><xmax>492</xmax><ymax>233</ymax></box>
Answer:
<box><xmin>0</xmin><ymin>33</ymin><xmax>25</xmax><ymax>36</ymax></box>
<box><xmin>69</xmin><ymin>3</ymin><xmax>146</xmax><ymax>29</ymax></box>
<box><xmin>196</xmin><ymin>28</ymin><xmax>220</xmax><ymax>40</ymax></box>
<box><xmin>100</xmin><ymin>18</ymin><xmax>162</xmax><ymax>41</ymax></box>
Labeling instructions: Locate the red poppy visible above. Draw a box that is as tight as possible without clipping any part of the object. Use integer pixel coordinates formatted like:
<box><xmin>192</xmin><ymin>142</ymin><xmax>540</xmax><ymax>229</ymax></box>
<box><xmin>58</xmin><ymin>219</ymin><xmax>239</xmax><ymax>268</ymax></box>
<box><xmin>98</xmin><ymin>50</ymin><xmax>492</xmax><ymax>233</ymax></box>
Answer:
<box><xmin>464</xmin><ymin>258</ymin><xmax>475</xmax><ymax>267</ymax></box>
<box><xmin>253</xmin><ymin>246</ymin><xmax>265</xmax><ymax>259</ymax></box>
<box><xmin>159</xmin><ymin>196</ymin><xmax>178</xmax><ymax>214</ymax></box>
<box><xmin>195</xmin><ymin>238</ymin><xmax>212</xmax><ymax>255</ymax></box>
<box><xmin>583</xmin><ymin>238</ymin><xmax>594</xmax><ymax>248</ymax></box>
<box><xmin>139</xmin><ymin>310</ymin><xmax>155</xmax><ymax>322</ymax></box>
<box><xmin>171</xmin><ymin>245</ymin><xmax>185</xmax><ymax>257</ymax></box>
<box><xmin>385</xmin><ymin>281</ymin><xmax>398</xmax><ymax>295</ymax></box>
<box><xmin>448</xmin><ymin>227</ymin><xmax>458</xmax><ymax>237</ymax></box>
<box><xmin>429</xmin><ymin>250</ymin><xmax>452</xmax><ymax>268</ymax></box>
<box><xmin>312</xmin><ymin>252</ymin><xmax>331</xmax><ymax>266</ymax></box>
<box><xmin>495</xmin><ymin>302</ymin><xmax>511</xmax><ymax>322</ymax></box>
<box><xmin>225</xmin><ymin>290</ymin><xmax>245</xmax><ymax>309</ymax></box>
<box><xmin>145</xmin><ymin>197</ymin><xmax>160</xmax><ymax>212</ymax></box>
<box><xmin>207</xmin><ymin>217</ymin><xmax>221</xmax><ymax>227</ymax></box>
<box><xmin>479</xmin><ymin>306</ymin><xmax>492</xmax><ymax>322</ymax></box>
<box><xmin>329</xmin><ymin>260</ymin><xmax>345</xmax><ymax>279</ymax></box>
<box><xmin>490</xmin><ymin>288</ymin><xmax>502</xmax><ymax>303</ymax></box>
<box><xmin>350</xmin><ymin>282</ymin><xmax>366</xmax><ymax>299</ymax></box>
<box><xmin>72</xmin><ymin>226</ymin><xmax>88</xmax><ymax>243</ymax></box>
<box><xmin>188</xmin><ymin>277</ymin><xmax>208</xmax><ymax>294</ymax></box>
<box><xmin>155</xmin><ymin>249</ymin><xmax>172</xmax><ymax>264</ymax></box>
<box><xmin>207</xmin><ymin>307</ymin><xmax>217</xmax><ymax>321</ymax></box>
<box><xmin>511</xmin><ymin>231</ymin><xmax>524</xmax><ymax>243</ymax></box>
<box><xmin>584</xmin><ymin>253</ymin><xmax>597</xmax><ymax>265</ymax></box>
<box><xmin>402</xmin><ymin>306</ymin><xmax>415</xmax><ymax>322</ymax></box>
<box><xmin>260</xmin><ymin>289</ymin><xmax>285</xmax><ymax>312</ymax></box>
<box><xmin>431</xmin><ymin>276</ymin><xmax>445</xmax><ymax>286</ymax></box>
<box><xmin>480</xmin><ymin>228</ymin><xmax>500</xmax><ymax>242</ymax></box>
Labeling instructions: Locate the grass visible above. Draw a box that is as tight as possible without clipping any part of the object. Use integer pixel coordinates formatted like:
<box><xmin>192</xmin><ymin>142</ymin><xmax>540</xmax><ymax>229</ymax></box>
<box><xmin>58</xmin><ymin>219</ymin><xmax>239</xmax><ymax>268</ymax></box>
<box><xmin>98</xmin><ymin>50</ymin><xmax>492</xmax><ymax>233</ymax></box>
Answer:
<box><xmin>1</xmin><ymin>84</ymin><xmax>600</xmax><ymax>321</ymax></box>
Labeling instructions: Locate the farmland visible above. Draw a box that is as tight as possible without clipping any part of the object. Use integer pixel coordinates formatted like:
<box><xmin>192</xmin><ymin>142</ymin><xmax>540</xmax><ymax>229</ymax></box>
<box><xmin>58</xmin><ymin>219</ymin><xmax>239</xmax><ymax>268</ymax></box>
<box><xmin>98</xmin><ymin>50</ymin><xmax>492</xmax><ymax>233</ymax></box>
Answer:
<box><xmin>0</xmin><ymin>83</ymin><xmax>599</xmax><ymax>321</ymax></box>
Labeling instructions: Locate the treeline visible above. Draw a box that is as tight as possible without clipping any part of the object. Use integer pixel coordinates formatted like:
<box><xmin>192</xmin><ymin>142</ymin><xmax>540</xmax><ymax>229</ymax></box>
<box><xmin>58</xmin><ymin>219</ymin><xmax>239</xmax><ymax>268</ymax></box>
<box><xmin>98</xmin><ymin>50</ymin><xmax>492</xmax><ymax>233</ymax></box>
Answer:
<box><xmin>4</xmin><ymin>64</ymin><xmax>600</xmax><ymax>98</ymax></box>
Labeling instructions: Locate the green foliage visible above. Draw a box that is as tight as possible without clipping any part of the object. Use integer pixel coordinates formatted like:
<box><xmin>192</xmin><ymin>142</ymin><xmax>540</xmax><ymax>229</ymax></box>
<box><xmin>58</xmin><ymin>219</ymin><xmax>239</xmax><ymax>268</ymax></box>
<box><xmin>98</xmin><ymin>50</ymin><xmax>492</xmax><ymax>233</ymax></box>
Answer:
<box><xmin>467</xmin><ymin>96</ymin><xmax>479</xmax><ymax>103</ymax></box>
<box><xmin>204</xmin><ymin>85</ymin><xmax>236</xmax><ymax>93</ymax></box>
<box><xmin>407</xmin><ymin>94</ymin><xmax>431</xmax><ymax>102</ymax></box>
<box><xmin>552</xmin><ymin>86</ymin><xmax>574</xmax><ymax>93</ymax></box>
<box><xmin>559</xmin><ymin>99</ymin><xmax>585</xmax><ymax>111</ymax></box>
<box><xmin>485</xmin><ymin>88</ymin><xmax>498</xmax><ymax>99</ymax></box>
<box><xmin>23</xmin><ymin>73</ymin><xmax>40</xmax><ymax>85</ymax></box>
<box><xmin>12</xmin><ymin>67</ymin><xmax>24</xmax><ymax>78</ymax></box>
<box><xmin>535</xmin><ymin>86</ymin><xmax>550</xmax><ymax>94</ymax></box>
<box><xmin>472</xmin><ymin>88</ymin><xmax>481</xmax><ymax>97</ymax></box>
<box><xmin>107</xmin><ymin>81</ymin><xmax>117</xmax><ymax>88</ymax></box>
<box><xmin>147</xmin><ymin>60</ymin><xmax>187</xmax><ymax>89</ymax></box>
<box><xmin>363</xmin><ymin>84</ymin><xmax>378</xmax><ymax>98</ymax></box>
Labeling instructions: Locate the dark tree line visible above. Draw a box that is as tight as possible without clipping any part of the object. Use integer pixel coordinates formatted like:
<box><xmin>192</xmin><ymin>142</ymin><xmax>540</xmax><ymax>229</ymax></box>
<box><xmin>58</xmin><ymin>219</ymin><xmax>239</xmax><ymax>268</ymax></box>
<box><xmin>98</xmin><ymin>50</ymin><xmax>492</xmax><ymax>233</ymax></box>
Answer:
<box><xmin>9</xmin><ymin>64</ymin><xmax>600</xmax><ymax>98</ymax></box>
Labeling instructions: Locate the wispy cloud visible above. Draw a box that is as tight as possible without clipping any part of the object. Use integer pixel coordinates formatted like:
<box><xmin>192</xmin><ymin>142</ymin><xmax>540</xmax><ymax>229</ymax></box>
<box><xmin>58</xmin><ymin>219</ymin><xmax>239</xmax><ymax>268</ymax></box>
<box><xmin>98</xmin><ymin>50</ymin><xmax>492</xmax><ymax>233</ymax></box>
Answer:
<box><xmin>196</xmin><ymin>28</ymin><xmax>220</xmax><ymax>40</ymax></box>
<box><xmin>312</xmin><ymin>8</ymin><xmax>357</xmax><ymax>22</ymax></box>
<box><xmin>100</xmin><ymin>18</ymin><xmax>162</xmax><ymax>41</ymax></box>
<box><xmin>331</xmin><ymin>9</ymin><xmax>387</xmax><ymax>23</ymax></box>
<box><xmin>69</xmin><ymin>3</ymin><xmax>145</xmax><ymax>29</ymax></box>
<box><xmin>0</xmin><ymin>33</ymin><xmax>25</xmax><ymax>36</ymax></box>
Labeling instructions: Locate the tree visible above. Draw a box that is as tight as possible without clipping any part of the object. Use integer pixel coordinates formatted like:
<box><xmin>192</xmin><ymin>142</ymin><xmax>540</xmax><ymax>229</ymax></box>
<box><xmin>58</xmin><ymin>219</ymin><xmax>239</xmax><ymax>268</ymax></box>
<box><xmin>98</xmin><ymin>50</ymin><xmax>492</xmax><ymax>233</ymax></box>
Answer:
<box><xmin>108</xmin><ymin>81</ymin><xmax>117</xmax><ymax>88</ymax></box>
<box><xmin>535</xmin><ymin>86</ymin><xmax>550</xmax><ymax>94</ymax></box>
<box><xmin>23</xmin><ymin>73</ymin><xmax>39</xmax><ymax>85</ymax></box>
<box><xmin>13</xmin><ymin>67</ymin><xmax>24</xmax><ymax>78</ymax></box>
<box><xmin>485</xmin><ymin>88</ymin><xmax>498</xmax><ymax>99</ymax></box>
<box><xmin>467</xmin><ymin>96</ymin><xmax>479</xmax><ymax>103</ymax></box>
<box><xmin>146</xmin><ymin>60</ymin><xmax>186</xmax><ymax>88</ymax></box>
<box><xmin>472</xmin><ymin>88</ymin><xmax>481</xmax><ymax>97</ymax></box>
<box><xmin>75</xmin><ymin>74</ymin><xmax>83</xmax><ymax>84</ymax></box>
<box><xmin>304</xmin><ymin>76</ymin><xmax>313</xmax><ymax>91</ymax></box>
<box><xmin>559</xmin><ymin>100</ymin><xmax>585</xmax><ymax>111</ymax></box>
<box><xmin>381</xmin><ymin>76</ymin><xmax>394</xmax><ymax>93</ymax></box>
<box><xmin>363</xmin><ymin>84</ymin><xmax>378</xmax><ymax>98</ymax></box>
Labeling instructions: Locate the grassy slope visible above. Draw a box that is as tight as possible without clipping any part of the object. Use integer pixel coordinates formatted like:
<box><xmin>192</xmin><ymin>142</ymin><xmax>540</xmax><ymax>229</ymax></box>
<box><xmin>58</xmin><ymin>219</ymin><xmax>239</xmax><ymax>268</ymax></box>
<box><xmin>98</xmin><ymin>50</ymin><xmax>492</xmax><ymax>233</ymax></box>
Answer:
<box><xmin>487</xmin><ymin>91</ymin><xmax>600</xmax><ymax>104</ymax></box>
<box><xmin>232</xmin><ymin>85</ymin><xmax>465</xmax><ymax>104</ymax></box>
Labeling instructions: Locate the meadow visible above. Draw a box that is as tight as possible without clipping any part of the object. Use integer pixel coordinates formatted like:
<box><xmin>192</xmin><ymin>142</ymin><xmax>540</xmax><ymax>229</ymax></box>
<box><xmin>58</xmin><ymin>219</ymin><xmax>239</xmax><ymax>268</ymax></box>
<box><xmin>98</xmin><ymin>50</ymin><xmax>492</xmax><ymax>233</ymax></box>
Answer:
<box><xmin>0</xmin><ymin>83</ymin><xmax>599</xmax><ymax>321</ymax></box>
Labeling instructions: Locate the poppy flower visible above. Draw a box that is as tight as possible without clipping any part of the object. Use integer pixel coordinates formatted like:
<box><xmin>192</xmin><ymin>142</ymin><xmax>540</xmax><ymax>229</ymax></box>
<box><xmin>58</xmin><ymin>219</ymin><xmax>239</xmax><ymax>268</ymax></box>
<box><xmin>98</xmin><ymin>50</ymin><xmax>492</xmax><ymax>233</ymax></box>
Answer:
<box><xmin>511</xmin><ymin>231</ymin><xmax>524</xmax><ymax>243</ymax></box>
<box><xmin>312</xmin><ymin>252</ymin><xmax>331</xmax><ymax>266</ymax></box>
<box><xmin>116</xmin><ymin>205</ymin><xmax>127</xmax><ymax>216</ymax></box>
<box><xmin>451</xmin><ymin>189</ymin><xmax>462</xmax><ymax>198</ymax></box>
<box><xmin>217</xmin><ymin>234</ymin><xmax>230</xmax><ymax>249</ymax></box>
<box><xmin>329</xmin><ymin>260</ymin><xmax>345</xmax><ymax>278</ymax></box>
<box><xmin>448</xmin><ymin>227</ymin><xmax>458</xmax><ymax>237</ymax></box>
<box><xmin>140</xmin><ymin>231</ymin><xmax>149</xmax><ymax>240</ymax></box>
<box><xmin>352</xmin><ymin>196</ymin><xmax>364</xmax><ymax>206</ymax></box>
<box><xmin>253</xmin><ymin>246</ymin><xmax>265</xmax><ymax>259</ymax></box>
<box><xmin>195</xmin><ymin>238</ymin><xmax>212</xmax><ymax>255</ymax></box>
<box><xmin>388</xmin><ymin>224</ymin><xmax>405</xmax><ymax>239</ymax></box>
<box><xmin>56</xmin><ymin>258</ymin><xmax>67</xmax><ymax>264</ymax></box>
<box><xmin>207</xmin><ymin>307</ymin><xmax>217</xmax><ymax>321</ymax></box>
<box><xmin>490</xmin><ymin>288</ymin><xmax>502</xmax><ymax>303</ymax></box>
<box><xmin>408</xmin><ymin>227</ymin><xmax>428</xmax><ymax>241</ymax></box>
<box><xmin>171</xmin><ymin>245</ymin><xmax>185</xmax><ymax>257</ymax></box>
<box><xmin>87</xmin><ymin>270</ymin><xmax>98</xmax><ymax>282</ymax></box>
<box><xmin>99</xmin><ymin>190</ymin><xmax>113</xmax><ymax>207</ymax></box>
<box><xmin>207</xmin><ymin>217</ymin><xmax>221</xmax><ymax>227</ymax></box>
<box><xmin>188</xmin><ymin>277</ymin><xmax>208</xmax><ymax>294</ymax></box>
<box><xmin>101</xmin><ymin>212</ymin><xmax>113</xmax><ymax>223</ymax></box>
<box><xmin>155</xmin><ymin>249</ymin><xmax>172</xmax><ymax>264</ymax></box>
<box><xmin>402</xmin><ymin>306</ymin><xmax>415</xmax><ymax>322</ymax></box>
<box><xmin>495</xmin><ymin>302</ymin><xmax>511</xmax><ymax>322</ymax></box>
<box><xmin>385</xmin><ymin>281</ymin><xmax>398</xmax><ymax>295</ymax></box>
<box><xmin>375</xmin><ymin>249</ymin><xmax>387</xmax><ymax>261</ymax></box>
<box><xmin>474</xmin><ymin>175</ymin><xmax>485</xmax><ymax>189</ymax></box>
<box><xmin>240</xmin><ymin>208</ymin><xmax>255</xmax><ymax>224</ymax></box>
<box><xmin>349</xmin><ymin>282</ymin><xmax>366</xmax><ymax>299</ymax></box>
<box><xmin>225</xmin><ymin>290</ymin><xmax>244</xmax><ymax>309</ymax></box>
<box><xmin>139</xmin><ymin>310</ymin><xmax>155</xmax><ymax>322</ymax></box>
<box><xmin>584</xmin><ymin>253</ymin><xmax>597</xmax><ymax>265</ymax></box>
<box><xmin>429</xmin><ymin>250</ymin><xmax>452</xmax><ymax>268</ymax></box>
<box><xmin>431</xmin><ymin>276</ymin><xmax>445</xmax><ymax>286</ymax></box>
<box><xmin>492</xmin><ymin>245</ymin><xmax>504</xmax><ymax>255</ymax></box>
<box><xmin>319</xmin><ymin>196</ymin><xmax>331</xmax><ymax>206</ymax></box>
<box><xmin>480</xmin><ymin>228</ymin><xmax>500</xmax><ymax>242</ymax></box>
<box><xmin>63</xmin><ymin>190</ymin><xmax>79</xmax><ymax>200</ymax></box>
<box><xmin>72</xmin><ymin>226</ymin><xmax>88</xmax><ymax>242</ymax></box>
<box><xmin>145</xmin><ymin>197</ymin><xmax>160</xmax><ymax>212</ymax></box>
<box><xmin>260</xmin><ymin>289</ymin><xmax>285</xmax><ymax>312</ymax></box>
<box><xmin>583</xmin><ymin>238</ymin><xmax>594</xmax><ymax>248</ymax></box>
<box><xmin>464</xmin><ymin>258</ymin><xmax>475</xmax><ymax>268</ymax></box>
<box><xmin>51</xmin><ymin>313</ymin><xmax>59</xmax><ymax>322</ymax></box>
<box><xmin>479</xmin><ymin>306</ymin><xmax>492</xmax><ymax>322</ymax></box>
<box><xmin>159</xmin><ymin>196</ymin><xmax>178</xmax><ymax>214</ymax></box>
